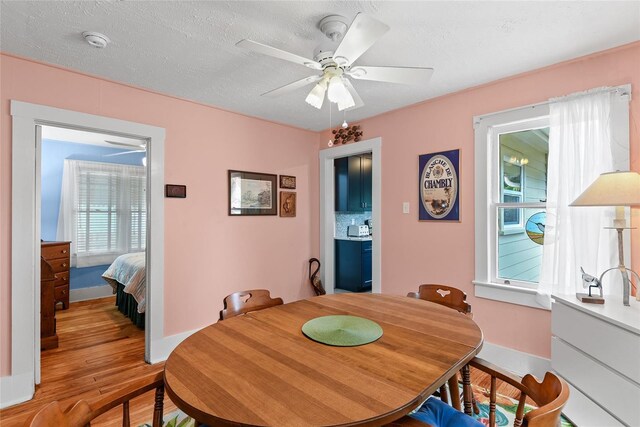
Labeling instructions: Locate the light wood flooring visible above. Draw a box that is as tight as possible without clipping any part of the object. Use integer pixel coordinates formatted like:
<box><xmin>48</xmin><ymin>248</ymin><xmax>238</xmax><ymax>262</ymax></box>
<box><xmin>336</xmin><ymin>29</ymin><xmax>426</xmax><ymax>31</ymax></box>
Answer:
<box><xmin>1</xmin><ymin>297</ymin><xmax>526</xmax><ymax>427</ymax></box>
<box><xmin>0</xmin><ymin>297</ymin><xmax>175</xmax><ymax>427</ymax></box>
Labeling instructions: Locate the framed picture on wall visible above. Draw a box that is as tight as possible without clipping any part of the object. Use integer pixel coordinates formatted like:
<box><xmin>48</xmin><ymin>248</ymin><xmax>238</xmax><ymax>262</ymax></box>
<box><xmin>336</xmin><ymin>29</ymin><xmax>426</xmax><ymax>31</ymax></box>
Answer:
<box><xmin>228</xmin><ymin>170</ymin><xmax>277</xmax><ymax>216</ymax></box>
<box><xmin>418</xmin><ymin>149</ymin><xmax>460</xmax><ymax>222</ymax></box>
<box><xmin>279</xmin><ymin>175</ymin><xmax>296</xmax><ymax>189</ymax></box>
<box><xmin>279</xmin><ymin>191</ymin><xmax>296</xmax><ymax>217</ymax></box>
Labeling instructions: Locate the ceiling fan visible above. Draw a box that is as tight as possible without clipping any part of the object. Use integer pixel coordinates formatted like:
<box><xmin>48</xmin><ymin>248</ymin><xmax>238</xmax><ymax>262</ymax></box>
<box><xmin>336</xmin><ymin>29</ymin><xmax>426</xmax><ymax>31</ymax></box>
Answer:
<box><xmin>237</xmin><ymin>13</ymin><xmax>434</xmax><ymax>111</ymax></box>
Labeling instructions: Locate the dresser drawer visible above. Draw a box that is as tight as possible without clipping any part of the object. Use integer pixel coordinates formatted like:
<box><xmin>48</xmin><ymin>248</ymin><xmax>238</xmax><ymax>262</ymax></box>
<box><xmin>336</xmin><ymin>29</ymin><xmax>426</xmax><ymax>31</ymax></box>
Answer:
<box><xmin>42</xmin><ymin>243</ymin><xmax>70</xmax><ymax>260</ymax></box>
<box><xmin>54</xmin><ymin>285</ymin><xmax>69</xmax><ymax>303</ymax></box>
<box><xmin>552</xmin><ymin>337</ymin><xmax>640</xmax><ymax>426</ymax></box>
<box><xmin>552</xmin><ymin>302</ymin><xmax>640</xmax><ymax>383</ymax></box>
<box><xmin>47</xmin><ymin>257</ymin><xmax>70</xmax><ymax>273</ymax></box>
<box><xmin>53</xmin><ymin>271</ymin><xmax>69</xmax><ymax>286</ymax></box>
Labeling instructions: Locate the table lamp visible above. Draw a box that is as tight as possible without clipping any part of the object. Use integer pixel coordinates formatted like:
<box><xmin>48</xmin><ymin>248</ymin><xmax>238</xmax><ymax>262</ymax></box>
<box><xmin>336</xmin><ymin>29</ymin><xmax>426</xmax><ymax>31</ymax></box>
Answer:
<box><xmin>570</xmin><ymin>171</ymin><xmax>640</xmax><ymax>306</ymax></box>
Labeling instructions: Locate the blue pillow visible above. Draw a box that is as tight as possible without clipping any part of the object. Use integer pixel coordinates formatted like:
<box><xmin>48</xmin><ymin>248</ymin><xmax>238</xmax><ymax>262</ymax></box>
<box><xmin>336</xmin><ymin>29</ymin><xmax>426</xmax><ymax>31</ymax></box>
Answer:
<box><xmin>409</xmin><ymin>397</ymin><xmax>484</xmax><ymax>427</ymax></box>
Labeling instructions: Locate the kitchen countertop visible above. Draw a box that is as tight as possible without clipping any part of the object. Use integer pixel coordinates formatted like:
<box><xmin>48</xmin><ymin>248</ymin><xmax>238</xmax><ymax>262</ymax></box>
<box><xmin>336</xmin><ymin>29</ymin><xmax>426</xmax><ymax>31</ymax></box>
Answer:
<box><xmin>334</xmin><ymin>236</ymin><xmax>372</xmax><ymax>241</ymax></box>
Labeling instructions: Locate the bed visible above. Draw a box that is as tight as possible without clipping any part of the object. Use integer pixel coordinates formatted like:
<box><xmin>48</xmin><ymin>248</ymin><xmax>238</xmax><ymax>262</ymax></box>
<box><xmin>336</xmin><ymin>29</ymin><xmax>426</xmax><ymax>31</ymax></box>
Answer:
<box><xmin>102</xmin><ymin>252</ymin><xmax>146</xmax><ymax>329</ymax></box>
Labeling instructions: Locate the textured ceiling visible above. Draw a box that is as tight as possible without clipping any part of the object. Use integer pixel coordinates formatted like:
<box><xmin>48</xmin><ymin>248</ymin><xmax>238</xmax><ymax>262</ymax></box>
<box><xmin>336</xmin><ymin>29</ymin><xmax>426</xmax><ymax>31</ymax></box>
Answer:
<box><xmin>1</xmin><ymin>1</ymin><xmax>639</xmax><ymax>131</ymax></box>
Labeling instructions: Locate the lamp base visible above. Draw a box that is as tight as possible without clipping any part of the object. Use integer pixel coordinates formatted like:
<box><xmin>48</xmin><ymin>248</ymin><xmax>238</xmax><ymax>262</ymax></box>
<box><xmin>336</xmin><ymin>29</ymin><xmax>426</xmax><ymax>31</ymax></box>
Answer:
<box><xmin>576</xmin><ymin>293</ymin><xmax>605</xmax><ymax>304</ymax></box>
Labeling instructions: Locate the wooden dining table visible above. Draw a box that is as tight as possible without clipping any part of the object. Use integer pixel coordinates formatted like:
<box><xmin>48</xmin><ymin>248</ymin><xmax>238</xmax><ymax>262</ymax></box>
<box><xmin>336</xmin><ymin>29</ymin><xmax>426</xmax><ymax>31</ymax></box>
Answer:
<box><xmin>163</xmin><ymin>293</ymin><xmax>483</xmax><ymax>427</ymax></box>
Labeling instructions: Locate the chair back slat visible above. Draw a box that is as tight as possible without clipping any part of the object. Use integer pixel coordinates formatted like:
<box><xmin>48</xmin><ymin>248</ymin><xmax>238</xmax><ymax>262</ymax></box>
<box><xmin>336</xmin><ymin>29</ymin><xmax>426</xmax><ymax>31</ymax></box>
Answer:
<box><xmin>219</xmin><ymin>289</ymin><xmax>284</xmax><ymax>320</ymax></box>
<box><xmin>489</xmin><ymin>376</ymin><xmax>497</xmax><ymax>426</ymax></box>
<box><xmin>514</xmin><ymin>392</ymin><xmax>527</xmax><ymax>427</ymax></box>
<box><xmin>408</xmin><ymin>284</ymin><xmax>471</xmax><ymax>314</ymax></box>
<box><xmin>122</xmin><ymin>400</ymin><xmax>130</xmax><ymax>427</ymax></box>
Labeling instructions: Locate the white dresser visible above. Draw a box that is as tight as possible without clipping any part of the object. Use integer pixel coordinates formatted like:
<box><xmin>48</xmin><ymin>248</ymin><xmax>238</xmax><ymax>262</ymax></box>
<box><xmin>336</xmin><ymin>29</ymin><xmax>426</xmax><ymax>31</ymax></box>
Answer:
<box><xmin>552</xmin><ymin>294</ymin><xmax>640</xmax><ymax>426</ymax></box>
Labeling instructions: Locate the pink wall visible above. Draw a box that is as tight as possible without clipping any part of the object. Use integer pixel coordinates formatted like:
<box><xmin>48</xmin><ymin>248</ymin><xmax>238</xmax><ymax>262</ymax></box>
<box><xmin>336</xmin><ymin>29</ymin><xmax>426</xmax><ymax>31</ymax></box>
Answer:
<box><xmin>0</xmin><ymin>54</ymin><xmax>320</xmax><ymax>375</ymax></box>
<box><xmin>1</xmin><ymin>42</ymin><xmax>638</xmax><ymax>376</ymax></box>
<box><xmin>321</xmin><ymin>42</ymin><xmax>640</xmax><ymax>358</ymax></box>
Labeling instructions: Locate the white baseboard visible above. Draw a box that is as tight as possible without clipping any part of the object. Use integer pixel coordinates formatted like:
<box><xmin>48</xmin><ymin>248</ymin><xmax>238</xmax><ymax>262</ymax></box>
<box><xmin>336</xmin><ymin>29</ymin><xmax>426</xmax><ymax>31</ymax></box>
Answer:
<box><xmin>477</xmin><ymin>341</ymin><xmax>551</xmax><ymax>379</ymax></box>
<box><xmin>69</xmin><ymin>284</ymin><xmax>114</xmax><ymax>302</ymax></box>
<box><xmin>149</xmin><ymin>328</ymin><xmax>201</xmax><ymax>364</ymax></box>
<box><xmin>0</xmin><ymin>371</ymin><xmax>34</xmax><ymax>409</ymax></box>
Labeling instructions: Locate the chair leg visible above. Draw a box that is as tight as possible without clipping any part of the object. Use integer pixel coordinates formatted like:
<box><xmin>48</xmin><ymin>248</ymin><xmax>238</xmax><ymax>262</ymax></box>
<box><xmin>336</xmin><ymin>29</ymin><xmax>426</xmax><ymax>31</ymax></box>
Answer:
<box><xmin>462</xmin><ymin>364</ymin><xmax>473</xmax><ymax>416</ymax></box>
<box><xmin>439</xmin><ymin>384</ymin><xmax>449</xmax><ymax>404</ymax></box>
<box><xmin>448</xmin><ymin>373</ymin><xmax>461</xmax><ymax>411</ymax></box>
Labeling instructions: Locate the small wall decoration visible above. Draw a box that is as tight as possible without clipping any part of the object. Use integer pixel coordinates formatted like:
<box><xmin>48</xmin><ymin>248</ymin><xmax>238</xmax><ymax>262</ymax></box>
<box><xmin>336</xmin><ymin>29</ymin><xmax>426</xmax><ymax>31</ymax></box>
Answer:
<box><xmin>228</xmin><ymin>170</ymin><xmax>277</xmax><ymax>216</ymax></box>
<box><xmin>526</xmin><ymin>212</ymin><xmax>546</xmax><ymax>245</ymax></box>
<box><xmin>330</xmin><ymin>124</ymin><xmax>363</xmax><ymax>146</ymax></box>
<box><xmin>280</xmin><ymin>191</ymin><xmax>296</xmax><ymax>217</ymax></box>
<box><xmin>279</xmin><ymin>175</ymin><xmax>296</xmax><ymax>189</ymax></box>
<box><xmin>418</xmin><ymin>149</ymin><xmax>460</xmax><ymax>222</ymax></box>
<box><xmin>165</xmin><ymin>184</ymin><xmax>187</xmax><ymax>198</ymax></box>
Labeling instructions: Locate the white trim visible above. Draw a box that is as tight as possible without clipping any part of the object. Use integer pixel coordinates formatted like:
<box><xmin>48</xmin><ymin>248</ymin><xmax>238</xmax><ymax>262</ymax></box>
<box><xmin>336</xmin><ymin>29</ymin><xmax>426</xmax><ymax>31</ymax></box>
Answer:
<box><xmin>148</xmin><ymin>328</ymin><xmax>200</xmax><ymax>364</ymax></box>
<box><xmin>319</xmin><ymin>138</ymin><xmax>382</xmax><ymax>294</ymax></box>
<box><xmin>477</xmin><ymin>341</ymin><xmax>551</xmax><ymax>379</ymax></box>
<box><xmin>69</xmin><ymin>284</ymin><xmax>115</xmax><ymax>303</ymax></box>
<box><xmin>474</xmin><ymin>281</ymin><xmax>547</xmax><ymax>310</ymax></box>
<box><xmin>0</xmin><ymin>372</ymin><xmax>34</xmax><ymax>409</ymax></box>
<box><xmin>7</xmin><ymin>100</ymin><xmax>165</xmax><ymax>409</ymax></box>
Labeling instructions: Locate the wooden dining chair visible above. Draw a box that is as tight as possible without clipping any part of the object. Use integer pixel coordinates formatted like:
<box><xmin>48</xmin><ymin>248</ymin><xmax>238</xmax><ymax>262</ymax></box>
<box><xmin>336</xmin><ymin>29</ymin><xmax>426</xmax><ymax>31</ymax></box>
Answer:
<box><xmin>26</xmin><ymin>371</ymin><xmax>165</xmax><ymax>427</ymax></box>
<box><xmin>407</xmin><ymin>284</ymin><xmax>472</xmax><ymax>411</ymax></box>
<box><xmin>388</xmin><ymin>357</ymin><xmax>570</xmax><ymax>427</ymax></box>
<box><xmin>407</xmin><ymin>284</ymin><xmax>471</xmax><ymax>315</ymax></box>
<box><xmin>219</xmin><ymin>289</ymin><xmax>284</xmax><ymax>320</ymax></box>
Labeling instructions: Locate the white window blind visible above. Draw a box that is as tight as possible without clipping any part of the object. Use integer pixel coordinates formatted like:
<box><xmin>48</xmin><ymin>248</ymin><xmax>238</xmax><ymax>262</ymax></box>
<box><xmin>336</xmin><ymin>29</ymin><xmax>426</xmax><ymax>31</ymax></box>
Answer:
<box><xmin>57</xmin><ymin>160</ymin><xmax>146</xmax><ymax>267</ymax></box>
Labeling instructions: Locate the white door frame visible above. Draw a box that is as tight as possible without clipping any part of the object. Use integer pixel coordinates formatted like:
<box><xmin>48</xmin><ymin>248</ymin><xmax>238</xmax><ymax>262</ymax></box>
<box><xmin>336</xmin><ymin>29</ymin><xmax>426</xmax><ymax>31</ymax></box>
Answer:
<box><xmin>6</xmin><ymin>100</ymin><xmax>165</xmax><ymax>408</ymax></box>
<box><xmin>319</xmin><ymin>137</ymin><xmax>382</xmax><ymax>294</ymax></box>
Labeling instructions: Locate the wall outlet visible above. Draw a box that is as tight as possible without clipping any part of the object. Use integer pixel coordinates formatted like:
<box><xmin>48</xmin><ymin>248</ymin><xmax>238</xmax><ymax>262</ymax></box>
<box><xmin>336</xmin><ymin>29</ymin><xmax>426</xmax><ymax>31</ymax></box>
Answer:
<box><xmin>402</xmin><ymin>202</ymin><xmax>410</xmax><ymax>214</ymax></box>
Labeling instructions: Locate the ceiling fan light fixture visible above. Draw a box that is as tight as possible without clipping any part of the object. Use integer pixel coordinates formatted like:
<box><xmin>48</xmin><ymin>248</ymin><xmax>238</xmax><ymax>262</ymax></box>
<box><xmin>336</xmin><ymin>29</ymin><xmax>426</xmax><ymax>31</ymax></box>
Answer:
<box><xmin>305</xmin><ymin>79</ymin><xmax>327</xmax><ymax>109</ymax></box>
<box><xmin>327</xmin><ymin>76</ymin><xmax>353</xmax><ymax>105</ymax></box>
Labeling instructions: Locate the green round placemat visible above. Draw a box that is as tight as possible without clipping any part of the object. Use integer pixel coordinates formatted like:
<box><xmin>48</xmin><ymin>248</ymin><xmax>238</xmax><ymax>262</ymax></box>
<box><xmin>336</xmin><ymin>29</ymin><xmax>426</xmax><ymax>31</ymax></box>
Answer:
<box><xmin>301</xmin><ymin>315</ymin><xmax>383</xmax><ymax>346</ymax></box>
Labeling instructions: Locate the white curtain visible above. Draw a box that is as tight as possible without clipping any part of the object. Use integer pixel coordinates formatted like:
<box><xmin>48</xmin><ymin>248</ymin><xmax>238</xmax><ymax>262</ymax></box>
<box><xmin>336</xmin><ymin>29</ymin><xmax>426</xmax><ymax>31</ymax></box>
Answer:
<box><xmin>56</xmin><ymin>160</ymin><xmax>79</xmax><ymax>266</ymax></box>
<box><xmin>537</xmin><ymin>88</ymin><xmax>618</xmax><ymax>308</ymax></box>
<box><xmin>57</xmin><ymin>159</ymin><xmax>146</xmax><ymax>268</ymax></box>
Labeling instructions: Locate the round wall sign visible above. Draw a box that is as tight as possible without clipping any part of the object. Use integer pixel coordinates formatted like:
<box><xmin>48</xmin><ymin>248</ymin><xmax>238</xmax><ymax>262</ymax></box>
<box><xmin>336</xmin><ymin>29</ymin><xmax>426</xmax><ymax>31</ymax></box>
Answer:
<box><xmin>420</xmin><ymin>154</ymin><xmax>458</xmax><ymax>219</ymax></box>
<box><xmin>526</xmin><ymin>212</ymin><xmax>546</xmax><ymax>245</ymax></box>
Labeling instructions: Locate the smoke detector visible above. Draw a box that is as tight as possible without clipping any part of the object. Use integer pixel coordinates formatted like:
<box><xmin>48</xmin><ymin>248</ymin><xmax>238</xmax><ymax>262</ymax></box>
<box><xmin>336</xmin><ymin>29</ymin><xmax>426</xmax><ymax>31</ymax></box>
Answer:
<box><xmin>318</xmin><ymin>15</ymin><xmax>348</xmax><ymax>42</ymax></box>
<box><xmin>82</xmin><ymin>31</ymin><xmax>110</xmax><ymax>48</ymax></box>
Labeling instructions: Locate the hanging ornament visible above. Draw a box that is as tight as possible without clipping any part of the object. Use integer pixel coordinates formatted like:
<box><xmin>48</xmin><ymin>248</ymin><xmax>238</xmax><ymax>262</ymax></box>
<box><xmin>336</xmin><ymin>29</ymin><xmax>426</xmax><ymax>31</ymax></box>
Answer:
<box><xmin>331</xmin><ymin>124</ymin><xmax>363</xmax><ymax>145</ymax></box>
<box><xmin>341</xmin><ymin>120</ymin><xmax>348</xmax><ymax>129</ymax></box>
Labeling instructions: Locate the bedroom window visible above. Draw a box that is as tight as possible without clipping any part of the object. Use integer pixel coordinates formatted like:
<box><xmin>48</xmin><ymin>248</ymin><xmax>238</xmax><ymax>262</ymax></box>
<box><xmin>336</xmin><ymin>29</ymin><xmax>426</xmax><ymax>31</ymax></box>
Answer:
<box><xmin>57</xmin><ymin>160</ymin><xmax>146</xmax><ymax>267</ymax></box>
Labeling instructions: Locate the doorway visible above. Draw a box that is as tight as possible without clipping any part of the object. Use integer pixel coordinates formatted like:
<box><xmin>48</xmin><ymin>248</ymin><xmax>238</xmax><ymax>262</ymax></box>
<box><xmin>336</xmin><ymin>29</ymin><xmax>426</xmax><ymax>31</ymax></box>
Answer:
<box><xmin>319</xmin><ymin>137</ymin><xmax>382</xmax><ymax>294</ymax></box>
<box><xmin>39</xmin><ymin>126</ymin><xmax>148</xmax><ymax>371</ymax></box>
<box><xmin>9</xmin><ymin>101</ymin><xmax>165</xmax><ymax>406</ymax></box>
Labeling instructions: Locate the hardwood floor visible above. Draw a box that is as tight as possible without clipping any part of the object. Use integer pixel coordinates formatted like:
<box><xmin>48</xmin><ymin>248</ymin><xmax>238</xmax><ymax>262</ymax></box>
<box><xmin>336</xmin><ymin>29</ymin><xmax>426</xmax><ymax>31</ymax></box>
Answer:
<box><xmin>0</xmin><ymin>297</ymin><xmax>175</xmax><ymax>427</ymax></box>
<box><xmin>1</xmin><ymin>297</ymin><xmax>527</xmax><ymax>426</ymax></box>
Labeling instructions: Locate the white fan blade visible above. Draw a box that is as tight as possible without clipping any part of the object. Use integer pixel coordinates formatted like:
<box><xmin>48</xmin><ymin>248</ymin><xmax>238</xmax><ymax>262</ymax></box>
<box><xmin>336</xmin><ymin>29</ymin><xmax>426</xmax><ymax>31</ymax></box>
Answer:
<box><xmin>333</xmin><ymin>13</ymin><xmax>389</xmax><ymax>67</ymax></box>
<box><xmin>341</xmin><ymin>79</ymin><xmax>364</xmax><ymax>111</ymax></box>
<box><xmin>237</xmin><ymin>39</ymin><xmax>322</xmax><ymax>70</ymax></box>
<box><xmin>347</xmin><ymin>66</ymin><xmax>434</xmax><ymax>85</ymax></box>
<box><xmin>104</xmin><ymin>150</ymin><xmax>145</xmax><ymax>157</ymax></box>
<box><xmin>262</xmin><ymin>75</ymin><xmax>323</xmax><ymax>97</ymax></box>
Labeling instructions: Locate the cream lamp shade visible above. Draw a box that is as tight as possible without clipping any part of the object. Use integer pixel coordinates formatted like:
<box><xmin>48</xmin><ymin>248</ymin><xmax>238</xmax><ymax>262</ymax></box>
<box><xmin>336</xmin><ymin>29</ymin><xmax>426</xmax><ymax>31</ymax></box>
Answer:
<box><xmin>570</xmin><ymin>171</ymin><xmax>640</xmax><ymax>207</ymax></box>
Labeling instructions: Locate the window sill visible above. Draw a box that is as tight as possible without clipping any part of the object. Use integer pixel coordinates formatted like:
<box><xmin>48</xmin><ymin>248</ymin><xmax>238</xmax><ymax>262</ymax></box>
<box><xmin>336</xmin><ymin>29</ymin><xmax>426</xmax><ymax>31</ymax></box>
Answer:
<box><xmin>473</xmin><ymin>280</ymin><xmax>549</xmax><ymax>310</ymax></box>
<box><xmin>499</xmin><ymin>227</ymin><xmax>525</xmax><ymax>236</ymax></box>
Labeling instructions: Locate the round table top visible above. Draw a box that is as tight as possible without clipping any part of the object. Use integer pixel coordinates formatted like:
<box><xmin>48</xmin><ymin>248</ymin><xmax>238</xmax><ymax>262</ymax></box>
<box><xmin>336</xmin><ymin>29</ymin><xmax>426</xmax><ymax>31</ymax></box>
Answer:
<box><xmin>164</xmin><ymin>293</ymin><xmax>483</xmax><ymax>427</ymax></box>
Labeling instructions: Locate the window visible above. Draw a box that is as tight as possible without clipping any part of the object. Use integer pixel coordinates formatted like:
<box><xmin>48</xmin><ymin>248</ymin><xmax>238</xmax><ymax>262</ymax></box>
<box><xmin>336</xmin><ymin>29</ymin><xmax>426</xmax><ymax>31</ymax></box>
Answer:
<box><xmin>496</xmin><ymin>127</ymin><xmax>548</xmax><ymax>286</ymax></box>
<box><xmin>473</xmin><ymin>104</ymin><xmax>551</xmax><ymax>309</ymax></box>
<box><xmin>473</xmin><ymin>85</ymin><xmax>630</xmax><ymax>310</ymax></box>
<box><xmin>58</xmin><ymin>160</ymin><xmax>146</xmax><ymax>267</ymax></box>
